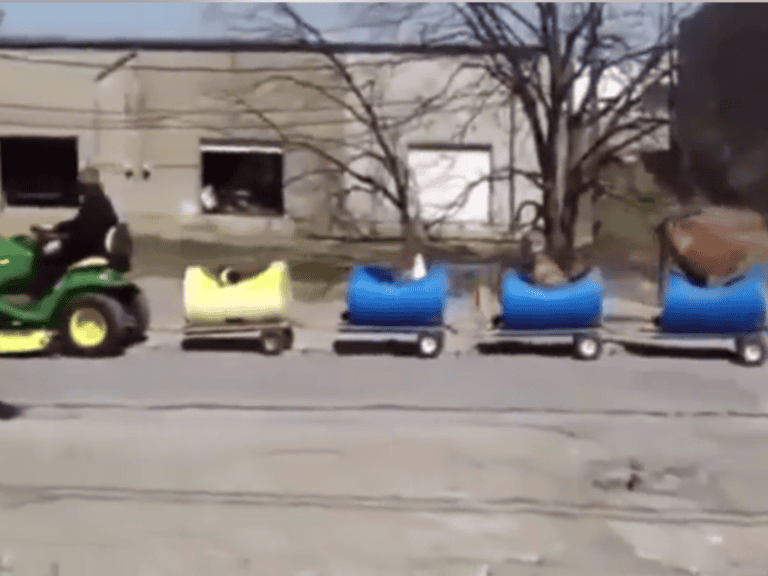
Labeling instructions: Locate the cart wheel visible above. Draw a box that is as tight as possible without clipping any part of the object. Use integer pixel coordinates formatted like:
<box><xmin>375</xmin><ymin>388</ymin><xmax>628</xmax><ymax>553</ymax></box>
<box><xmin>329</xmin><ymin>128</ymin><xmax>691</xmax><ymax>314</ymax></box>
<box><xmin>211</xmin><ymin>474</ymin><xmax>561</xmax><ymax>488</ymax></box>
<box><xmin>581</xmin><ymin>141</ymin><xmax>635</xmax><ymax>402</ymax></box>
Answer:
<box><xmin>417</xmin><ymin>331</ymin><xmax>444</xmax><ymax>359</ymax></box>
<box><xmin>736</xmin><ymin>335</ymin><xmax>767</xmax><ymax>367</ymax></box>
<box><xmin>573</xmin><ymin>333</ymin><xmax>603</xmax><ymax>361</ymax></box>
<box><xmin>282</xmin><ymin>327</ymin><xmax>294</xmax><ymax>350</ymax></box>
<box><xmin>261</xmin><ymin>330</ymin><xmax>285</xmax><ymax>356</ymax></box>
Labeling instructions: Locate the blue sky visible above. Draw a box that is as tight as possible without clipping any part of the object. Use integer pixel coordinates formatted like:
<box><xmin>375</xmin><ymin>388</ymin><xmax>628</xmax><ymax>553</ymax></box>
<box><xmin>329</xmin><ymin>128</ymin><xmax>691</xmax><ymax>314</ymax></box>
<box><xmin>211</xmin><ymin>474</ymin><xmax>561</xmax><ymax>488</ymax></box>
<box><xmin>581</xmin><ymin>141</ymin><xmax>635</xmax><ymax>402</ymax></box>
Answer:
<box><xmin>0</xmin><ymin>2</ymin><xmax>699</xmax><ymax>44</ymax></box>
<box><xmin>0</xmin><ymin>3</ymin><xmax>354</xmax><ymax>39</ymax></box>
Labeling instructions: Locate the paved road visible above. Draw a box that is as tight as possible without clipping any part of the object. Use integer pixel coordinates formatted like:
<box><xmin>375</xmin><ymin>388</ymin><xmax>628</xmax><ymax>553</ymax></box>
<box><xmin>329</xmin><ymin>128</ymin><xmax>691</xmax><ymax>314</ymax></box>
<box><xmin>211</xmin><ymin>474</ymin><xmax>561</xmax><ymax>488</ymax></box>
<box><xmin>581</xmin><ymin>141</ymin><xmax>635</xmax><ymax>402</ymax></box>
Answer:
<box><xmin>4</xmin><ymin>329</ymin><xmax>768</xmax><ymax>576</ymax></box>
<box><xmin>4</xmin><ymin>407</ymin><xmax>768</xmax><ymax>576</ymax></box>
<box><xmin>2</xmin><ymin>332</ymin><xmax>767</xmax><ymax>413</ymax></box>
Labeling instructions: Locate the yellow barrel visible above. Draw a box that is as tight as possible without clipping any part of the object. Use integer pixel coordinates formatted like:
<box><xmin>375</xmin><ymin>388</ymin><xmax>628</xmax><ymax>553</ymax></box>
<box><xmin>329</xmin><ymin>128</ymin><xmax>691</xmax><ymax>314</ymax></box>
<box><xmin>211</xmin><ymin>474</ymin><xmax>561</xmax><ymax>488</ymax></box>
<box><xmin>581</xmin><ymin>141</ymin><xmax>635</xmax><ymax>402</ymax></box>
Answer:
<box><xmin>183</xmin><ymin>261</ymin><xmax>292</xmax><ymax>324</ymax></box>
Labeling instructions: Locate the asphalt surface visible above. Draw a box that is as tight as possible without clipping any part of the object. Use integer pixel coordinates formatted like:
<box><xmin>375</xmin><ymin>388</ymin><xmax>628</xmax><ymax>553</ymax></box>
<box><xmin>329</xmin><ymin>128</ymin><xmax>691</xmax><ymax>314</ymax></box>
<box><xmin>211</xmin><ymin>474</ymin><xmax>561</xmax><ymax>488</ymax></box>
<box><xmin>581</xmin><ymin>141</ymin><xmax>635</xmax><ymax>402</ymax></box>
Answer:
<box><xmin>2</xmin><ymin>332</ymin><xmax>767</xmax><ymax>414</ymax></box>
<box><xmin>5</xmin><ymin>331</ymin><xmax>768</xmax><ymax>576</ymax></box>
<box><xmin>8</xmin><ymin>408</ymin><xmax>768</xmax><ymax>576</ymax></box>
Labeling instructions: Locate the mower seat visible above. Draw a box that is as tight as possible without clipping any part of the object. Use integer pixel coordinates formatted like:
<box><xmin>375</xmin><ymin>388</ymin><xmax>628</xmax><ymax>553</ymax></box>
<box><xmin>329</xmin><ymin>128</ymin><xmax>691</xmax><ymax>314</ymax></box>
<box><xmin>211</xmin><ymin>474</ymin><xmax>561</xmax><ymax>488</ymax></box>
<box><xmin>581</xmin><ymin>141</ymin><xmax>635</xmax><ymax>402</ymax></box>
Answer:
<box><xmin>69</xmin><ymin>256</ymin><xmax>109</xmax><ymax>269</ymax></box>
<box><xmin>68</xmin><ymin>223</ymin><xmax>132</xmax><ymax>271</ymax></box>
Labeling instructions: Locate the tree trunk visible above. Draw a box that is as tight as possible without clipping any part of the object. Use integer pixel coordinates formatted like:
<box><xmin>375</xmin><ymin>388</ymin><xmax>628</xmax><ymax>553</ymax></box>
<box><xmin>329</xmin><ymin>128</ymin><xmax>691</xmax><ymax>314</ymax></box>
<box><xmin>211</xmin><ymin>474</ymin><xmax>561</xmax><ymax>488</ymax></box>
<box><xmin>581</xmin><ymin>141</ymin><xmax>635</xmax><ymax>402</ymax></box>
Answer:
<box><xmin>545</xmin><ymin>106</ymin><xmax>573</xmax><ymax>272</ymax></box>
<box><xmin>397</xmin><ymin>185</ymin><xmax>425</xmax><ymax>265</ymax></box>
<box><xmin>560</xmin><ymin>172</ymin><xmax>582</xmax><ymax>272</ymax></box>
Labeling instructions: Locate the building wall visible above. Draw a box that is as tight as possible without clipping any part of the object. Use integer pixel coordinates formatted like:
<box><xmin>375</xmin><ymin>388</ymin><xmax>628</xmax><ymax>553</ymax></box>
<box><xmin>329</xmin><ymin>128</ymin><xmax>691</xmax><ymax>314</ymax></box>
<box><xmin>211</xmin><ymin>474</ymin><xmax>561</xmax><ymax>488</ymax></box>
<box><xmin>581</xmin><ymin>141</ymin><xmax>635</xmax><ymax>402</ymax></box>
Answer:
<box><xmin>0</xmin><ymin>48</ymin><xmax>543</xmax><ymax>242</ymax></box>
<box><xmin>338</xmin><ymin>53</ymin><xmax>535</xmax><ymax>238</ymax></box>
<box><xmin>0</xmin><ymin>50</ymin><xmax>124</xmax><ymax>235</ymax></box>
<box><xmin>123</xmin><ymin>50</ymin><xmax>346</xmax><ymax>235</ymax></box>
<box><xmin>0</xmin><ymin>49</ymin><xmax>347</xmax><ymax>240</ymax></box>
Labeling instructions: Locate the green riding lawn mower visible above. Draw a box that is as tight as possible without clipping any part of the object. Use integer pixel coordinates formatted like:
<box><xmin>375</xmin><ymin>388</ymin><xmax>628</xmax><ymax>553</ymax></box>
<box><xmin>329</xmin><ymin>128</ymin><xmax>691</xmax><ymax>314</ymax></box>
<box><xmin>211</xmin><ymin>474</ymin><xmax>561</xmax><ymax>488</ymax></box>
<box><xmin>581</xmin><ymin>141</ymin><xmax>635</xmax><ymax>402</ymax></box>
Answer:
<box><xmin>0</xmin><ymin>223</ymin><xmax>149</xmax><ymax>357</ymax></box>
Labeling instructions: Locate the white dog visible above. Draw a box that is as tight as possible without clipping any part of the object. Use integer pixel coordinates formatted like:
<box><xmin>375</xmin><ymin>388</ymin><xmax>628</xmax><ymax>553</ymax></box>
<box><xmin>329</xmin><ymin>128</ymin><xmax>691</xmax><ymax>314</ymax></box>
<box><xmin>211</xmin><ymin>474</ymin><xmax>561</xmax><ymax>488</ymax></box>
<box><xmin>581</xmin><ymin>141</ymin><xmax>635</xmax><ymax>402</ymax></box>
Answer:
<box><xmin>402</xmin><ymin>253</ymin><xmax>427</xmax><ymax>280</ymax></box>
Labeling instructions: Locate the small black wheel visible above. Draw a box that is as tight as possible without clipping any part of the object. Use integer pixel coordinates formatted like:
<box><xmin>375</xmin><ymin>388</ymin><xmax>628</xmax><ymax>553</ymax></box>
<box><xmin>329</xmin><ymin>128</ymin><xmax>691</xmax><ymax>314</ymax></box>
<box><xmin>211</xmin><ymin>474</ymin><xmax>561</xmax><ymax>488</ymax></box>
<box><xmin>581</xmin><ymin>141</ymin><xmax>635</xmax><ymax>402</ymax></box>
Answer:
<box><xmin>261</xmin><ymin>330</ymin><xmax>286</xmax><ymax>356</ymax></box>
<box><xmin>282</xmin><ymin>327</ymin><xmax>294</xmax><ymax>350</ymax></box>
<box><xmin>59</xmin><ymin>293</ymin><xmax>127</xmax><ymax>357</ymax></box>
<box><xmin>573</xmin><ymin>332</ymin><xmax>603</xmax><ymax>361</ymax></box>
<box><xmin>417</xmin><ymin>331</ymin><xmax>444</xmax><ymax>359</ymax></box>
<box><xmin>736</xmin><ymin>335</ymin><xmax>767</xmax><ymax>367</ymax></box>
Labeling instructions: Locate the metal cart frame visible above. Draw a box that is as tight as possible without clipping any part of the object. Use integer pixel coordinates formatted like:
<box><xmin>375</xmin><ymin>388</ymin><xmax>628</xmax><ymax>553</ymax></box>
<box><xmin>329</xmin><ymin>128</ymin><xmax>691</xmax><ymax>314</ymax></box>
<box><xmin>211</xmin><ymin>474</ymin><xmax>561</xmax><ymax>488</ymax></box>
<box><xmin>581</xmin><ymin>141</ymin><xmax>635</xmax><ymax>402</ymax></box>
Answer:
<box><xmin>476</xmin><ymin>323</ymin><xmax>605</xmax><ymax>360</ymax></box>
<box><xmin>182</xmin><ymin>319</ymin><xmax>294</xmax><ymax>356</ymax></box>
<box><xmin>336</xmin><ymin>321</ymin><xmax>451</xmax><ymax>358</ymax></box>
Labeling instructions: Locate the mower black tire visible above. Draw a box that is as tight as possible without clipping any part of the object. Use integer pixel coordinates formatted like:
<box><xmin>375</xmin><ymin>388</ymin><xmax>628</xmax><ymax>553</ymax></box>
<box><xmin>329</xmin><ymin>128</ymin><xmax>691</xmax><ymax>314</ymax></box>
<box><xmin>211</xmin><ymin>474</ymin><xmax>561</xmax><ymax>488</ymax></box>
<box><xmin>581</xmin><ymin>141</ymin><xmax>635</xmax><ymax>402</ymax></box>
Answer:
<box><xmin>60</xmin><ymin>293</ymin><xmax>128</xmax><ymax>357</ymax></box>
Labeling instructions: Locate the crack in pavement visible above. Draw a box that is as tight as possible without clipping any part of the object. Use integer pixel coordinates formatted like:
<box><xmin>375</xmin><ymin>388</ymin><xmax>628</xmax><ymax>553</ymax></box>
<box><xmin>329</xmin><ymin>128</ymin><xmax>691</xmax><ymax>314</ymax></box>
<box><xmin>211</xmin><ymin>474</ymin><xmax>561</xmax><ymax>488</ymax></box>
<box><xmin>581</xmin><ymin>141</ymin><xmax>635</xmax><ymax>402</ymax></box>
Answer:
<box><xmin>2</xmin><ymin>484</ymin><xmax>768</xmax><ymax>526</ymax></box>
<box><xmin>15</xmin><ymin>402</ymin><xmax>768</xmax><ymax>420</ymax></box>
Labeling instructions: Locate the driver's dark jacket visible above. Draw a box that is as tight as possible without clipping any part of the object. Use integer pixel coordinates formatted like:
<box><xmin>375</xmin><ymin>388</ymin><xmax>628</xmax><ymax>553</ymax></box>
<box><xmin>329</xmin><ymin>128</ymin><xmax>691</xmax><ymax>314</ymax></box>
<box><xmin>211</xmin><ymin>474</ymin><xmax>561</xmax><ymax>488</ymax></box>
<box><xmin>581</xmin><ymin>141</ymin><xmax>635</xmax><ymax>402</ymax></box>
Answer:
<box><xmin>52</xmin><ymin>184</ymin><xmax>119</xmax><ymax>264</ymax></box>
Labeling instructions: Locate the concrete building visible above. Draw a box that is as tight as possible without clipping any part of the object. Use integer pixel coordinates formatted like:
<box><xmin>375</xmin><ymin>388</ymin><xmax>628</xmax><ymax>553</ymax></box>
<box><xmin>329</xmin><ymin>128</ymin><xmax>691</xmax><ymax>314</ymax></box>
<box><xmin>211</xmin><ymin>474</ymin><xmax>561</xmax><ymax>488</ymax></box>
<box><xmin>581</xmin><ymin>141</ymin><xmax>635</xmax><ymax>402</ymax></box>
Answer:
<box><xmin>0</xmin><ymin>47</ymin><xmax>338</xmax><ymax>242</ymax></box>
<box><xmin>0</xmin><ymin>43</ymin><xmax>543</xmax><ymax>245</ymax></box>
<box><xmin>0</xmin><ymin>40</ymin><xmax>670</xmax><ymax>251</ymax></box>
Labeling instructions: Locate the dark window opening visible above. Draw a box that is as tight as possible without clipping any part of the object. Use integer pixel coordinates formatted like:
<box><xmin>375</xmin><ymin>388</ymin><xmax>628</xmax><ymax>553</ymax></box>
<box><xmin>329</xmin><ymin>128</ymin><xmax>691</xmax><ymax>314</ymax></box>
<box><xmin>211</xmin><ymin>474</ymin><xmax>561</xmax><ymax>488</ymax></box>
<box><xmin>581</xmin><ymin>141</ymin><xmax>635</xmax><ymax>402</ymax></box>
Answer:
<box><xmin>1</xmin><ymin>137</ymin><xmax>79</xmax><ymax>207</ymax></box>
<box><xmin>200</xmin><ymin>147</ymin><xmax>284</xmax><ymax>216</ymax></box>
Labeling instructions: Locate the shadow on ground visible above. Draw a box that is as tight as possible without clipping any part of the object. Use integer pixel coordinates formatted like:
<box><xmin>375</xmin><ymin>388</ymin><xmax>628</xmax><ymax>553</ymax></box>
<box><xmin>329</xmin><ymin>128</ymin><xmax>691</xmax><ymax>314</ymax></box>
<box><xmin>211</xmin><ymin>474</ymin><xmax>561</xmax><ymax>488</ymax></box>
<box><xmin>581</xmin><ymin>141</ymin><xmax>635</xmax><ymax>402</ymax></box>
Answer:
<box><xmin>476</xmin><ymin>342</ymin><xmax>575</xmax><ymax>357</ymax></box>
<box><xmin>180</xmin><ymin>337</ymin><xmax>266</xmax><ymax>354</ymax></box>
<box><xmin>0</xmin><ymin>351</ymin><xmax>54</xmax><ymax>360</ymax></box>
<box><xmin>623</xmin><ymin>342</ymin><xmax>739</xmax><ymax>363</ymax></box>
<box><xmin>333</xmin><ymin>339</ymin><xmax>421</xmax><ymax>357</ymax></box>
<box><xmin>0</xmin><ymin>402</ymin><xmax>24</xmax><ymax>420</ymax></box>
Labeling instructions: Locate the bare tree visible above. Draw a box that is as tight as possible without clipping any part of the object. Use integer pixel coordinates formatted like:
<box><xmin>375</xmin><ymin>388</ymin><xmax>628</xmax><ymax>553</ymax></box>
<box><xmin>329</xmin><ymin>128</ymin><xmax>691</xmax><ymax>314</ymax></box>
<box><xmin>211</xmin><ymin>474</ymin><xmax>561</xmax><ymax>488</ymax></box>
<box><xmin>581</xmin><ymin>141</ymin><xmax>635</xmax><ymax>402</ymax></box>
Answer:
<box><xmin>203</xmin><ymin>2</ymin><xmax>497</xmax><ymax>245</ymax></box>
<box><xmin>407</xmin><ymin>2</ymin><xmax>693</xmax><ymax>270</ymax></box>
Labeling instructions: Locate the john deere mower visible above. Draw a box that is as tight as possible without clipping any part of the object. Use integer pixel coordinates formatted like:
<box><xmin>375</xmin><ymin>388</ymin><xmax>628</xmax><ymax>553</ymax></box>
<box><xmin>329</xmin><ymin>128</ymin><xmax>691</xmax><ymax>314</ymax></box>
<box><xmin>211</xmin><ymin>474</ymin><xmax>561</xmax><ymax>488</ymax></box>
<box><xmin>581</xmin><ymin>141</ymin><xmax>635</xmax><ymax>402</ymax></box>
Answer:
<box><xmin>0</xmin><ymin>223</ymin><xmax>149</xmax><ymax>357</ymax></box>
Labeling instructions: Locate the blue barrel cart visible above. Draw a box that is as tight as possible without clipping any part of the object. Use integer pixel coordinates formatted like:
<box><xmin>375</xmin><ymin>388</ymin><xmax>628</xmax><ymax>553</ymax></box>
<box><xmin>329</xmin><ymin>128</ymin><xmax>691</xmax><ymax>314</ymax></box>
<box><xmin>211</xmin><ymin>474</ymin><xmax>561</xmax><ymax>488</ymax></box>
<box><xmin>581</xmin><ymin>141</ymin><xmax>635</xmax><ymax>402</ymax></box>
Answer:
<box><xmin>338</xmin><ymin>265</ymin><xmax>451</xmax><ymax>358</ymax></box>
<box><xmin>633</xmin><ymin>266</ymin><xmax>768</xmax><ymax>367</ymax></box>
<box><xmin>478</xmin><ymin>267</ymin><xmax>606</xmax><ymax>360</ymax></box>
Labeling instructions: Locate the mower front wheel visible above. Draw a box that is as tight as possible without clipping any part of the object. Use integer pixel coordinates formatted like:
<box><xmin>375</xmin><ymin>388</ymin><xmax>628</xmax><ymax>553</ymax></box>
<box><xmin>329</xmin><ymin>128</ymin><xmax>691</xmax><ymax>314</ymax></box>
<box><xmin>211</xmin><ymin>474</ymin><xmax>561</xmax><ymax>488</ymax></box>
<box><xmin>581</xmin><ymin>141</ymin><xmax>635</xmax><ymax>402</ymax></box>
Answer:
<box><xmin>60</xmin><ymin>293</ymin><xmax>127</xmax><ymax>357</ymax></box>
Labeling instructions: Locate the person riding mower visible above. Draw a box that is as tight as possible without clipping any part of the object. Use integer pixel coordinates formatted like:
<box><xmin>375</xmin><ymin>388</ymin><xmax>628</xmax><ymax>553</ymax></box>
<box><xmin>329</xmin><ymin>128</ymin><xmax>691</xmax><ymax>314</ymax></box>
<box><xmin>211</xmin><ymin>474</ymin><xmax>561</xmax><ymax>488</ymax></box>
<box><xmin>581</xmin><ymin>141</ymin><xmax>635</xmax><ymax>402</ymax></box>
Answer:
<box><xmin>27</xmin><ymin>167</ymin><xmax>120</xmax><ymax>300</ymax></box>
<box><xmin>0</xmin><ymin>167</ymin><xmax>149</xmax><ymax>357</ymax></box>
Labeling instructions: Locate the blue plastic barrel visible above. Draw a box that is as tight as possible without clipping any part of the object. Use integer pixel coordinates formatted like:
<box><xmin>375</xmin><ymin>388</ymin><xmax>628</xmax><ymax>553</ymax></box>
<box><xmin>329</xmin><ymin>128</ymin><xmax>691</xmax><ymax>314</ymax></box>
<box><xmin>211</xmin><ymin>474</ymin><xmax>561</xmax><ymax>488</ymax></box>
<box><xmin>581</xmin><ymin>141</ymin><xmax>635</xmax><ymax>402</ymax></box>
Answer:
<box><xmin>499</xmin><ymin>268</ymin><xmax>605</xmax><ymax>330</ymax></box>
<box><xmin>346</xmin><ymin>265</ymin><xmax>449</xmax><ymax>327</ymax></box>
<box><xmin>659</xmin><ymin>267</ymin><xmax>768</xmax><ymax>334</ymax></box>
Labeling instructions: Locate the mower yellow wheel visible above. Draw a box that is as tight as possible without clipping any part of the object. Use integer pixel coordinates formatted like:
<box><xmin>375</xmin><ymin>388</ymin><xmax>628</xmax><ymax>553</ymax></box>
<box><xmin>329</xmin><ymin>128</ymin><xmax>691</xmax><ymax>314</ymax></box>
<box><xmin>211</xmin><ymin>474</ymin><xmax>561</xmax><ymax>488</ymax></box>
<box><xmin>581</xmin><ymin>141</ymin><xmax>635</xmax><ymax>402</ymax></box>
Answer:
<box><xmin>60</xmin><ymin>293</ymin><xmax>126</xmax><ymax>357</ymax></box>
<box><xmin>68</xmin><ymin>308</ymin><xmax>109</xmax><ymax>349</ymax></box>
